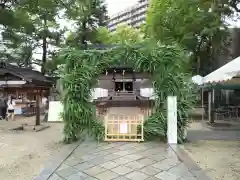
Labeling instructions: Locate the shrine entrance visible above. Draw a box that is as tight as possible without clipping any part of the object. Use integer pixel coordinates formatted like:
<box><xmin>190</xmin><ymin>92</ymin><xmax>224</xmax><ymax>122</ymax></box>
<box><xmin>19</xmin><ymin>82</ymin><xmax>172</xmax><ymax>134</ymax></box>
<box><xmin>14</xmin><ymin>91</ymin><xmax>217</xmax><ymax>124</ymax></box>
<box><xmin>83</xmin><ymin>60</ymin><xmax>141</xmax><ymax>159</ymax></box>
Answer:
<box><xmin>94</xmin><ymin>66</ymin><xmax>153</xmax><ymax>142</ymax></box>
<box><xmin>104</xmin><ymin>113</ymin><xmax>144</xmax><ymax>142</ymax></box>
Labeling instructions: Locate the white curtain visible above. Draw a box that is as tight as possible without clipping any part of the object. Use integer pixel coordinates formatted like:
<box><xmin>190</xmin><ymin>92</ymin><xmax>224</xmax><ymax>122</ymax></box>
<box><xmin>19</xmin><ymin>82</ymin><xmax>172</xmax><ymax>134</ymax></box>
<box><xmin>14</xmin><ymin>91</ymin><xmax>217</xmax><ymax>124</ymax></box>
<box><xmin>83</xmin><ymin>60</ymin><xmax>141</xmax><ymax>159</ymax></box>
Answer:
<box><xmin>90</xmin><ymin>88</ymin><xmax>108</xmax><ymax>101</ymax></box>
<box><xmin>140</xmin><ymin>88</ymin><xmax>156</xmax><ymax>99</ymax></box>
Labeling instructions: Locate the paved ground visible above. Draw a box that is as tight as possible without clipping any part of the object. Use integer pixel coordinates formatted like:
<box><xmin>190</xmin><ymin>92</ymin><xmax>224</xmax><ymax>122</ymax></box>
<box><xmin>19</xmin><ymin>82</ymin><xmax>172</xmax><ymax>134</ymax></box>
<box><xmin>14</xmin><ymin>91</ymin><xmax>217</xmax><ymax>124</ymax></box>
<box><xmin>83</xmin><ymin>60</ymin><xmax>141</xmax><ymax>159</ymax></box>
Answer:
<box><xmin>186</xmin><ymin>121</ymin><xmax>240</xmax><ymax>141</ymax></box>
<box><xmin>48</xmin><ymin>140</ymin><xmax>209</xmax><ymax>180</ymax></box>
<box><xmin>187</xmin><ymin>130</ymin><xmax>240</xmax><ymax>141</ymax></box>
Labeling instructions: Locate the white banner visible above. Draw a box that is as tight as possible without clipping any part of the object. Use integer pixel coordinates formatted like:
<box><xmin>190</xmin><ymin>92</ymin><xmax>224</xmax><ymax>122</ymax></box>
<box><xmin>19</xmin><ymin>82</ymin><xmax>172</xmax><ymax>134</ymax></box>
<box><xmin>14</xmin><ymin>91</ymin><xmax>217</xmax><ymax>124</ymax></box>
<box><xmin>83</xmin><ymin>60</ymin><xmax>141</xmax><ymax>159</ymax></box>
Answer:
<box><xmin>48</xmin><ymin>101</ymin><xmax>63</xmax><ymax>122</ymax></box>
<box><xmin>167</xmin><ymin>96</ymin><xmax>177</xmax><ymax>144</ymax></box>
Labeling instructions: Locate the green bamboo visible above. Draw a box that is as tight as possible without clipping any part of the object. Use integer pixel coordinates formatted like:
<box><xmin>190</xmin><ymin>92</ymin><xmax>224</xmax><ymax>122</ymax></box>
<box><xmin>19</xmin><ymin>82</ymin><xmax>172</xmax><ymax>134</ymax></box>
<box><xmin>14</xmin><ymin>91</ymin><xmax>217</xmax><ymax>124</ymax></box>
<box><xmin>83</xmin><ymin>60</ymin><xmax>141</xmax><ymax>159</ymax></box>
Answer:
<box><xmin>61</xmin><ymin>42</ymin><xmax>196</xmax><ymax>143</ymax></box>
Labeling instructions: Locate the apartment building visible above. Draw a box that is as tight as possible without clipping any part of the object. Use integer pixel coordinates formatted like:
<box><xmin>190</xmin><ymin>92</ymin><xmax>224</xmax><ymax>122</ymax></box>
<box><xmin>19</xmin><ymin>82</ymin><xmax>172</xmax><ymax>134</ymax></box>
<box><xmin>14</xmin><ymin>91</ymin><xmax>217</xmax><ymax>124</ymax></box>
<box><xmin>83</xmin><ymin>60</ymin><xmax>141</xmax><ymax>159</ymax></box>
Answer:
<box><xmin>107</xmin><ymin>0</ymin><xmax>149</xmax><ymax>31</ymax></box>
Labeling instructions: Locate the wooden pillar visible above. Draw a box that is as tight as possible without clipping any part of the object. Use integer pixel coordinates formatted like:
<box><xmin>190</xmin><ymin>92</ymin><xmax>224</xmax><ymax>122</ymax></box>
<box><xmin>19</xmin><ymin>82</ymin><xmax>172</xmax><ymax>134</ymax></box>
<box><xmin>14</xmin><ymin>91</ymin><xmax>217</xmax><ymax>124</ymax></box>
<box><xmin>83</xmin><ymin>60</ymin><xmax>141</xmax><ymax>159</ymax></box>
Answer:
<box><xmin>211</xmin><ymin>89</ymin><xmax>215</xmax><ymax>123</ymax></box>
<box><xmin>36</xmin><ymin>92</ymin><xmax>41</xmax><ymax>126</ymax></box>
<box><xmin>208</xmin><ymin>91</ymin><xmax>212</xmax><ymax>123</ymax></box>
<box><xmin>201</xmin><ymin>87</ymin><xmax>204</xmax><ymax>129</ymax></box>
<box><xmin>208</xmin><ymin>90</ymin><xmax>215</xmax><ymax>123</ymax></box>
<box><xmin>226</xmin><ymin>90</ymin><xmax>229</xmax><ymax>105</ymax></box>
<box><xmin>132</xmin><ymin>79</ymin><xmax>136</xmax><ymax>92</ymax></box>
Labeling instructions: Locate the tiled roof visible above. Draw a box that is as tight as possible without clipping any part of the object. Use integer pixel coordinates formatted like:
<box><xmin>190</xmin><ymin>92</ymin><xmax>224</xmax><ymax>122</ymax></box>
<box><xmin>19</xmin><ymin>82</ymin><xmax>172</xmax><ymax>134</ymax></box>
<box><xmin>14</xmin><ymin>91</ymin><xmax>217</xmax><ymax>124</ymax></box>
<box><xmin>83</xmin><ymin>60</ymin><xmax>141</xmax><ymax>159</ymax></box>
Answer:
<box><xmin>0</xmin><ymin>63</ymin><xmax>53</xmax><ymax>85</ymax></box>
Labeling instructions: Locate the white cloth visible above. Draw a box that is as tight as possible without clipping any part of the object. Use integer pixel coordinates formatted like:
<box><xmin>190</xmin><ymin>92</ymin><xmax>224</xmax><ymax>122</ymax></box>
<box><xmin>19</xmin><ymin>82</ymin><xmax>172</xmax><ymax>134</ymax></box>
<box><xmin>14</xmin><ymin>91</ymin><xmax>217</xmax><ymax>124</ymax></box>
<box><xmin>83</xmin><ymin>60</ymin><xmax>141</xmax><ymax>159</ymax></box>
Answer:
<box><xmin>42</xmin><ymin>97</ymin><xmax>47</xmax><ymax>105</ymax></box>
<box><xmin>192</xmin><ymin>75</ymin><xmax>203</xmax><ymax>85</ymax></box>
<box><xmin>140</xmin><ymin>88</ymin><xmax>155</xmax><ymax>99</ymax></box>
<box><xmin>91</xmin><ymin>88</ymin><xmax>108</xmax><ymax>101</ymax></box>
<box><xmin>7</xmin><ymin>100</ymin><xmax>16</xmax><ymax>110</ymax></box>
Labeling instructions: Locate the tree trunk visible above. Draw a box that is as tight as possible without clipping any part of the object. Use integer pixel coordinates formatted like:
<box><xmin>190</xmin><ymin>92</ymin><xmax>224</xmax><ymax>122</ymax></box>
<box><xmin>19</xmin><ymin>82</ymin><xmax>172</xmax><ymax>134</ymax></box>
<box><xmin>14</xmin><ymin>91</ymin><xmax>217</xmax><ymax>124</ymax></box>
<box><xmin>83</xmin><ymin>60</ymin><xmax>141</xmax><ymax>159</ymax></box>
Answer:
<box><xmin>41</xmin><ymin>15</ymin><xmax>47</xmax><ymax>74</ymax></box>
<box><xmin>81</xmin><ymin>18</ymin><xmax>87</xmax><ymax>50</ymax></box>
<box><xmin>195</xmin><ymin>37</ymin><xmax>204</xmax><ymax>74</ymax></box>
<box><xmin>24</xmin><ymin>51</ymin><xmax>32</xmax><ymax>68</ymax></box>
<box><xmin>206</xmin><ymin>37</ymin><xmax>214</xmax><ymax>72</ymax></box>
<box><xmin>196</xmin><ymin>56</ymin><xmax>200</xmax><ymax>74</ymax></box>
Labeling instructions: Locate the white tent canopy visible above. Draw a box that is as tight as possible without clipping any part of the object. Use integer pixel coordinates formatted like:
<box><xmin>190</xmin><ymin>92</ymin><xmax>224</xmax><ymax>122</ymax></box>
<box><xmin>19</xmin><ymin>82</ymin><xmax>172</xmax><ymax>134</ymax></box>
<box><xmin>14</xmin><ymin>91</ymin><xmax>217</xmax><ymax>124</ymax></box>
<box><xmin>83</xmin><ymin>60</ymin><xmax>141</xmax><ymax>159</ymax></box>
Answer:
<box><xmin>192</xmin><ymin>75</ymin><xmax>203</xmax><ymax>85</ymax></box>
<box><xmin>203</xmin><ymin>56</ymin><xmax>240</xmax><ymax>84</ymax></box>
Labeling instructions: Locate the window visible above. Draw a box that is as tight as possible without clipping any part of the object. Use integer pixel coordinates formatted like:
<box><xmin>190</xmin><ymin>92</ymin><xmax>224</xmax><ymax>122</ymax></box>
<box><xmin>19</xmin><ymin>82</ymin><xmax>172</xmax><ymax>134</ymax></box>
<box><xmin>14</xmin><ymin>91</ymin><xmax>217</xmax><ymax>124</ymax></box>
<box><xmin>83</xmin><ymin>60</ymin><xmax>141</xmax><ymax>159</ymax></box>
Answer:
<box><xmin>234</xmin><ymin>89</ymin><xmax>240</xmax><ymax>97</ymax></box>
<box><xmin>115</xmin><ymin>82</ymin><xmax>123</xmax><ymax>92</ymax></box>
<box><xmin>115</xmin><ymin>82</ymin><xmax>133</xmax><ymax>92</ymax></box>
<box><xmin>125</xmin><ymin>82</ymin><xmax>133</xmax><ymax>92</ymax></box>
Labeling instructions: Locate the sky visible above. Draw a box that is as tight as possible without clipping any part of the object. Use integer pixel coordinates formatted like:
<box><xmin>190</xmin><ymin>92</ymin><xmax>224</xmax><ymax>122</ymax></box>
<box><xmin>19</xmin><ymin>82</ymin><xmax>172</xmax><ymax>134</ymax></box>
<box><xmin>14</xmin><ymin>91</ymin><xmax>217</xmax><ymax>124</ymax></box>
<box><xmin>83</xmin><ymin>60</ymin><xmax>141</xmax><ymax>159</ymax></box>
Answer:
<box><xmin>106</xmin><ymin>0</ymin><xmax>138</xmax><ymax>16</ymax></box>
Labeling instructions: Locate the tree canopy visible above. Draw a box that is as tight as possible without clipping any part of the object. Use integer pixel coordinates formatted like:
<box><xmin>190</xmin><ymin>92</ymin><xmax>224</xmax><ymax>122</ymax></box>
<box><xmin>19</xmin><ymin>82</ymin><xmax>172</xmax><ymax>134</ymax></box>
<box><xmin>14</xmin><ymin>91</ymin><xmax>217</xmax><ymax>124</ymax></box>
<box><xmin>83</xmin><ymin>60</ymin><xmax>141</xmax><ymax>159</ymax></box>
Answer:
<box><xmin>96</xmin><ymin>24</ymin><xmax>144</xmax><ymax>44</ymax></box>
<box><xmin>94</xmin><ymin>24</ymin><xmax>145</xmax><ymax>46</ymax></box>
<box><xmin>146</xmin><ymin>0</ymin><xmax>236</xmax><ymax>75</ymax></box>
<box><xmin>0</xmin><ymin>0</ymin><xmax>108</xmax><ymax>74</ymax></box>
<box><xmin>64</xmin><ymin>0</ymin><xmax>108</xmax><ymax>49</ymax></box>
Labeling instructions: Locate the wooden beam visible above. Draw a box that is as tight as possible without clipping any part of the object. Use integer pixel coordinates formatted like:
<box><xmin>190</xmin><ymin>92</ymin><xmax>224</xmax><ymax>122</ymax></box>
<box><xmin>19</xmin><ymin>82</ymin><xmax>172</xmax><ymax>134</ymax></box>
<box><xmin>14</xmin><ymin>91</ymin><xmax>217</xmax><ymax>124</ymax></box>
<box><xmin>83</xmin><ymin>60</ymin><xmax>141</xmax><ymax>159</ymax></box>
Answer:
<box><xmin>35</xmin><ymin>93</ymin><xmax>41</xmax><ymax>126</ymax></box>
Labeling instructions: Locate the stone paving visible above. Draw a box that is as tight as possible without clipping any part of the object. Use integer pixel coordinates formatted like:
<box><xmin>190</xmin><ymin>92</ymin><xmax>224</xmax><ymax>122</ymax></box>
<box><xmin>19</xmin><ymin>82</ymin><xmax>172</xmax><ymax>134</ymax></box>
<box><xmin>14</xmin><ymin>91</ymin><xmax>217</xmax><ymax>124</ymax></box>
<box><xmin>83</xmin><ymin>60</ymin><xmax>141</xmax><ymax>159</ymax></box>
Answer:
<box><xmin>187</xmin><ymin>130</ymin><xmax>240</xmax><ymax>141</ymax></box>
<box><xmin>48</xmin><ymin>141</ymin><xmax>209</xmax><ymax>180</ymax></box>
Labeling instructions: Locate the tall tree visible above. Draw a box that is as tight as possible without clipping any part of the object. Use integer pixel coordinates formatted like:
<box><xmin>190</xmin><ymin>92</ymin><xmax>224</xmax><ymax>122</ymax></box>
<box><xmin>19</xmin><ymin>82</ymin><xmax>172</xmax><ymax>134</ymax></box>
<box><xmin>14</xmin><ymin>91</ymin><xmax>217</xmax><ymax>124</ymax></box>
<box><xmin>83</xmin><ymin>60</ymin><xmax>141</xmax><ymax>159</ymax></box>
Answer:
<box><xmin>1</xmin><ymin>29</ymin><xmax>36</xmax><ymax>67</ymax></box>
<box><xmin>96</xmin><ymin>25</ymin><xmax>144</xmax><ymax>45</ymax></box>
<box><xmin>29</xmin><ymin>0</ymin><xmax>64</xmax><ymax>74</ymax></box>
<box><xmin>64</xmin><ymin>0</ymin><xmax>108</xmax><ymax>49</ymax></box>
<box><xmin>44</xmin><ymin>0</ymin><xmax>108</xmax><ymax>73</ymax></box>
<box><xmin>0</xmin><ymin>0</ymin><xmax>33</xmax><ymax>29</ymax></box>
<box><xmin>147</xmin><ymin>0</ymin><xmax>233</xmax><ymax>75</ymax></box>
<box><xmin>46</xmin><ymin>24</ymin><xmax>144</xmax><ymax>73</ymax></box>
<box><xmin>0</xmin><ymin>0</ymin><xmax>65</xmax><ymax>74</ymax></box>
<box><xmin>0</xmin><ymin>0</ymin><xmax>35</xmax><ymax>66</ymax></box>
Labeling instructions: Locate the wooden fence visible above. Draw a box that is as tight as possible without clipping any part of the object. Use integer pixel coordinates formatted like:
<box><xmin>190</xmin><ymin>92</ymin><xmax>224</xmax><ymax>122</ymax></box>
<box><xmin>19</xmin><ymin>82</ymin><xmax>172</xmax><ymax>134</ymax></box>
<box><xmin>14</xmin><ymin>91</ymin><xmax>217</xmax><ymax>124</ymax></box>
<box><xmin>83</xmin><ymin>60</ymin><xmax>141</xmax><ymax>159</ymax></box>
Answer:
<box><xmin>104</xmin><ymin>113</ymin><xmax>144</xmax><ymax>142</ymax></box>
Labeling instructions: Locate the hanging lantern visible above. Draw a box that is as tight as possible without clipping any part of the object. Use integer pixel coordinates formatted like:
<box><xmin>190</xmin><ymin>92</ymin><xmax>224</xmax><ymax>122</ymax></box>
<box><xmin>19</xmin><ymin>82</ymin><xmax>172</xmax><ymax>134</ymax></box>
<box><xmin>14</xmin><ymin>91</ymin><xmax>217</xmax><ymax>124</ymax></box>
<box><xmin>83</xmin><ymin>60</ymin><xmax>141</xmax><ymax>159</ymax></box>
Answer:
<box><xmin>122</xmin><ymin>70</ymin><xmax>125</xmax><ymax>76</ymax></box>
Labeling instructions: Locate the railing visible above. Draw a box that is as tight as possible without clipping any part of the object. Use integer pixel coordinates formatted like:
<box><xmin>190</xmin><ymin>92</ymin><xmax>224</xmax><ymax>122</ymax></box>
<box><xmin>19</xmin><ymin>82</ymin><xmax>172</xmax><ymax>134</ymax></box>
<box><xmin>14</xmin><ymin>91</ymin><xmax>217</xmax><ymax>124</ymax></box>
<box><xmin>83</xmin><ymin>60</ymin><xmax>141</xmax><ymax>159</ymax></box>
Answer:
<box><xmin>22</xmin><ymin>105</ymin><xmax>46</xmax><ymax>117</ymax></box>
<box><xmin>115</xmin><ymin>91</ymin><xmax>135</xmax><ymax>96</ymax></box>
<box><xmin>104</xmin><ymin>113</ymin><xmax>144</xmax><ymax>142</ymax></box>
<box><xmin>22</xmin><ymin>106</ymin><xmax>36</xmax><ymax>117</ymax></box>
<box><xmin>113</xmin><ymin>91</ymin><xmax>136</xmax><ymax>100</ymax></box>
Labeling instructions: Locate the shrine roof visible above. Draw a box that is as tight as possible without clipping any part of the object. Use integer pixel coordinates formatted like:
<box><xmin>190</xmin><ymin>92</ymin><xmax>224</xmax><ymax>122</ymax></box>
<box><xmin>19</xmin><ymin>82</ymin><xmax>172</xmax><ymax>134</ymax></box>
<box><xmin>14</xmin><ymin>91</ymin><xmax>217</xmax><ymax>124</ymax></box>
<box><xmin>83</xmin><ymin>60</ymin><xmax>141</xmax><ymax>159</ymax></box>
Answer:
<box><xmin>0</xmin><ymin>62</ymin><xmax>53</xmax><ymax>86</ymax></box>
<box><xmin>106</xmin><ymin>65</ymin><xmax>133</xmax><ymax>72</ymax></box>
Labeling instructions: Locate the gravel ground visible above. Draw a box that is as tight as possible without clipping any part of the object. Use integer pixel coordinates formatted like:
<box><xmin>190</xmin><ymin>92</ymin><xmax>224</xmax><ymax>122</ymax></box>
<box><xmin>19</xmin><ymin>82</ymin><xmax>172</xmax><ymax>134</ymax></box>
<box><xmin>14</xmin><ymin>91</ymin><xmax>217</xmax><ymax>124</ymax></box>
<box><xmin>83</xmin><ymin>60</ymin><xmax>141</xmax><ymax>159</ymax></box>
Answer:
<box><xmin>0</xmin><ymin>117</ymin><xmax>69</xmax><ymax>180</ymax></box>
<box><xmin>183</xmin><ymin>140</ymin><xmax>240</xmax><ymax>180</ymax></box>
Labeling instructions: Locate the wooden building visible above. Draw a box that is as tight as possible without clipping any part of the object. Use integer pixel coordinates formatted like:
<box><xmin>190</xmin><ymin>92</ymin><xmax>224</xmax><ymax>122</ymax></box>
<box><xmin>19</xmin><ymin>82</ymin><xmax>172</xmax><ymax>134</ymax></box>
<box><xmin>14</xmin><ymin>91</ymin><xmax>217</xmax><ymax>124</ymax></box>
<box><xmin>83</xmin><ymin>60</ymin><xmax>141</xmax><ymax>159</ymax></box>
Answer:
<box><xmin>93</xmin><ymin>66</ymin><xmax>155</xmax><ymax>141</ymax></box>
<box><xmin>0</xmin><ymin>62</ymin><xmax>53</xmax><ymax>124</ymax></box>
